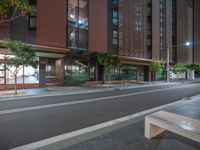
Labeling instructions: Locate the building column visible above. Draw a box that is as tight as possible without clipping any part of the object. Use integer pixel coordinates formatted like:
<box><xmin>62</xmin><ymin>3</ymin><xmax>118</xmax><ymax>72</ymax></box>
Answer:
<box><xmin>187</xmin><ymin>69</ymin><xmax>195</xmax><ymax>80</ymax></box>
<box><xmin>39</xmin><ymin>58</ymin><xmax>46</xmax><ymax>88</ymax></box>
<box><xmin>55</xmin><ymin>59</ymin><xmax>63</xmax><ymax>85</ymax></box>
<box><xmin>137</xmin><ymin>66</ymin><xmax>144</xmax><ymax>82</ymax></box>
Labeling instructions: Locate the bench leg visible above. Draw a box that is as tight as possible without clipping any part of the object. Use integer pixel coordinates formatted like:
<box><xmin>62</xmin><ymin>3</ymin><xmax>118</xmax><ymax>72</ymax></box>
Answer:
<box><xmin>145</xmin><ymin>117</ymin><xmax>165</xmax><ymax>139</ymax></box>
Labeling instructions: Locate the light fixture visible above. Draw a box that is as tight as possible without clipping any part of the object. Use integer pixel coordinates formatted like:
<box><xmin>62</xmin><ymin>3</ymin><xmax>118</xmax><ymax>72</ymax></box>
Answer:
<box><xmin>78</xmin><ymin>20</ymin><xmax>83</xmax><ymax>24</ymax></box>
<box><xmin>70</xmin><ymin>14</ymin><xmax>75</xmax><ymax>19</ymax></box>
<box><xmin>185</xmin><ymin>42</ymin><xmax>191</xmax><ymax>46</ymax></box>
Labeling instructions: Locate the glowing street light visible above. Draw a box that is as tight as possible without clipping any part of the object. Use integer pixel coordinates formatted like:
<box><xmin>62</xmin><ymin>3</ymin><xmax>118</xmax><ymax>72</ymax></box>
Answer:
<box><xmin>185</xmin><ymin>42</ymin><xmax>192</xmax><ymax>46</ymax></box>
<box><xmin>166</xmin><ymin>41</ymin><xmax>192</xmax><ymax>83</ymax></box>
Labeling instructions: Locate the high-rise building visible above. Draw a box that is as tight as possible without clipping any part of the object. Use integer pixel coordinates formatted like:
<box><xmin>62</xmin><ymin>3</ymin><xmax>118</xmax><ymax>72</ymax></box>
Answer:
<box><xmin>0</xmin><ymin>0</ymin><xmax>199</xmax><ymax>89</ymax></box>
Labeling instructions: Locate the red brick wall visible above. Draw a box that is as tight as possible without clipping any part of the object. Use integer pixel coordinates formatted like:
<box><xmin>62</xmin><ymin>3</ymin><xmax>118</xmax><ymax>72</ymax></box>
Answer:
<box><xmin>36</xmin><ymin>0</ymin><xmax>67</xmax><ymax>48</ymax></box>
<box><xmin>0</xmin><ymin>23</ymin><xmax>10</xmax><ymax>40</ymax></box>
<box><xmin>88</xmin><ymin>0</ymin><xmax>108</xmax><ymax>53</ymax></box>
<box><xmin>118</xmin><ymin>0</ymin><xmax>146</xmax><ymax>58</ymax></box>
<box><xmin>0</xmin><ymin>84</ymin><xmax>39</xmax><ymax>90</ymax></box>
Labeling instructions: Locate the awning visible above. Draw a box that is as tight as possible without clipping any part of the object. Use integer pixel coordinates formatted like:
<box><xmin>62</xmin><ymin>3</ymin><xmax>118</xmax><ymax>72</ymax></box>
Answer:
<box><xmin>36</xmin><ymin>52</ymin><xmax>65</xmax><ymax>59</ymax></box>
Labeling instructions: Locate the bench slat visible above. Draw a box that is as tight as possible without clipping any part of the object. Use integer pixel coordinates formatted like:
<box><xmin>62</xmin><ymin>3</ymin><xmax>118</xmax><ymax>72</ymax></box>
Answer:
<box><xmin>150</xmin><ymin>111</ymin><xmax>200</xmax><ymax>134</ymax></box>
<box><xmin>145</xmin><ymin>111</ymin><xmax>200</xmax><ymax>143</ymax></box>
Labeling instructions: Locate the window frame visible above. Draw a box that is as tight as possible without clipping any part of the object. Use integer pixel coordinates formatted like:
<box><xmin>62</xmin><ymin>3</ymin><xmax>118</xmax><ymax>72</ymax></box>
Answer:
<box><xmin>28</xmin><ymin>0</ymin><xmax>37</xmax><ymax>31</ymax></box>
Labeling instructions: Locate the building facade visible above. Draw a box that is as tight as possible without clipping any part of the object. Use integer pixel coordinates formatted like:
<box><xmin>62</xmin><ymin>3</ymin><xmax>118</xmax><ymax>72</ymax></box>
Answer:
<box><xmin>0</xmin><ymin>0</ymin><xmax>200</xmax><ymax>89</ymax></box>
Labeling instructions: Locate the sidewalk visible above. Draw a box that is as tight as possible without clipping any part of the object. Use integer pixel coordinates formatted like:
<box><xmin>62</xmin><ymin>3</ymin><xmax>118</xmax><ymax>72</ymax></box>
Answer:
<box><xmin>64</xmin><ymin>120</ymin><xmax>200</xmax><ymax>150</ymax></box>
<box><xmin>0</xmin><ymin>81</ymin><xmax>181</xmax><ymax>99</ymax></box>
<box><xmin>63</xmin><ymin>96</ymin><xmax>200</xmax><ymax>150</ymax></box>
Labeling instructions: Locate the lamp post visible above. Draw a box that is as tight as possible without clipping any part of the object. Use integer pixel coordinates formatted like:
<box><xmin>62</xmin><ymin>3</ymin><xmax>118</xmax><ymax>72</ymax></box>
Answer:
<box><xmin>167</xmin><ymin>45</ymin><xmax>170</xmax><ymax>83</ymax></box>
<box><xmin>166</xmin><ymin>42</ymin><xmax>191</xmax><ymax>83</ymax></box>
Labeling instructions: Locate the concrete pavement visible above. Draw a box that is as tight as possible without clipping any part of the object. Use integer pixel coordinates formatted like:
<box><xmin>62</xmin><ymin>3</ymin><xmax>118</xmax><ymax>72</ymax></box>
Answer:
<box><xmin>64</xmin><ymin>96</ymin><xmax>200</xmax><ymax>150</ymax></box>
<box><xmin>64</xmin><ymin>120</ymin><xmax>200</xmax><ymax>150</ymax></box>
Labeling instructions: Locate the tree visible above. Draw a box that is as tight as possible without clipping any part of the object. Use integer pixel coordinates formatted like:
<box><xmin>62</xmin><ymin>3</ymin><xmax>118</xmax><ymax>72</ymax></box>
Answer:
<box><xmin>171</xmin><ymin>64</ymin><xmax>187</xmax><ymax>80</ymax></box>
<box><xmin>149</xmin><ymin>60</ymin><xmax>164</xmax><ymax>80</ymax></box>
<box><xmin>149</xmin><ymin>60</ymin><xmax>164</xmax><ymax>73</ymax></box>
<box><xmin>1</xmin><ymin>40</ymin><xmax>38</xmax><ymax>94</ymax></box>
<box><xmin>97</xmin><ymin>54</ymin><xmax>121</xmax><ymax>85</ymax></box>
<box><xmin>188</xmin><ymin>64</ymin><xmax>200</xmax><ymax>73</ymax></box>
<box><xmin>0</xmin><ymin>0</ymin><xmax>33</xmax><ymax>24</ymax></box>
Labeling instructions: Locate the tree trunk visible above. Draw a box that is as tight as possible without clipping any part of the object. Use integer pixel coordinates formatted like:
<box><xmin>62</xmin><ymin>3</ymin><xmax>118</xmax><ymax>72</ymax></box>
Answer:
<box><xmin>103</xmin><ymin>66</ymin><xmax>107</xmax><ymax>84</ymax></box>
<box><xmin>107</xmin><ymin>73</ymin><xmax>111</xmax><ymax>87</ymax></box>
<box><xmin>151</xmin><ymin>71</ymin><xmax>156</xmax><ymax>81</ymax></box>
<box><xmin>14</xmin><ymin>74</ymin><xmax>17</xmax><ymax>94</ymax></box>
<box><xmin>176</xmin><ymin>74</ymin><xmax>179</xmax><ymax>81</ymax></box>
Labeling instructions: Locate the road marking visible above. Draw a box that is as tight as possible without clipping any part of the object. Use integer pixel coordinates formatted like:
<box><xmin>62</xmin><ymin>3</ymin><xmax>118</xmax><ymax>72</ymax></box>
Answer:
<box><xmin>0</xmin><ymin>85</ymin><xmax>195</xmax><ymax>115</ymax></box>
<box><xmin>0</xmin><ymin>82</ymin><xmax>181</xmax><ymax>102</ymax></box>
<box><xmin>11</xmin><ymin>97</ymin><xmax>200</xmax><ymax>150</ymax></box>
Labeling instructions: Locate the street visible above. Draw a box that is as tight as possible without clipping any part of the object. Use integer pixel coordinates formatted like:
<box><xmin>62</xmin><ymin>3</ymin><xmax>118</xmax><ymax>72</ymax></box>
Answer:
<box><xmin>0</xmin><ymin>82</ymin><xmax>200</xmax><ymax>149</ymax></box>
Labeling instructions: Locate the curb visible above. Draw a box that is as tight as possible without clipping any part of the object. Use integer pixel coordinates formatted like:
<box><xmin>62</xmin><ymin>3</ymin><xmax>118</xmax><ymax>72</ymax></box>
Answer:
<box><xmin>11</xmin><ymin>95</ymin><xmax>198</xmax><ymax>150</ymax></box>
<box><xmin>0</xmin><ymin>82</ymin><xmax>181</xmax><ymax>101</ymax></box>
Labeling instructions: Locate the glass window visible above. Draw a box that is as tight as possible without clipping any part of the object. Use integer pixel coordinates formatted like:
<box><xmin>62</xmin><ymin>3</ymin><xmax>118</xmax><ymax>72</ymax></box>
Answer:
<box><xmin>112</xmin><ymin>39</ymin><xmax>118</xmax><ymax>45</ymax></box>
<box><xmin>46</xmin><ymin>59</ymin><xmax>56</xmax><ymax>83</ymax></box>
<box><xmin>113</xmin><ymin>30</ymin><xmax>118</xmax><ymax>38</ymax></box>
<box><xmin>0</xmin><ymin>54</ymin><xmax>39</xmax><ymax>85</ymax></box>
<box><xmin>64</xmin><ymin>60</ymin><xmax>89</xmax><ymax>85</ymax></box>
<box><xmin>112</xmin><ymin>0</ymin><xmax>118</xmax><ymax>5</ymax></box>
<box><xmin>0</xmin><ymin>54</ymin><xmax>5</xmax><ymax>59</ymax></box>
<box><xmin>0</xmin><ymin>64</ymin><xmax>4</xmax><ymax>70</ymax></box>
<box><xmin>29</xmin><ymin>1</ymin><xmax>37</xmax><ymax>30</ymax></box>
<box><xmin>160</xmin><ymin>0</ymin><xmax>167</xmax><ymax>60</ymax></box>
<box><xmin>0</xmin><ymin>78</ymin><xmax>4</xmax><ymax>84</ymax></box>
<box><xmin>111</xmin><ymin>0</ymin><xmax>119</xmax><ymax>50</ymax></box>
<box><xmin>6</xmin><ymin>66</ymin><xmax>23</xmax><ymax>84</ymax></box>
<box><xmin>0</xmin><ymin>64</ymin><xmax>5</xmax><ymax>84</ymax></box>
<box><xmin>24</xmin><ymin>66</ymin><xmax>39</xmax><ymax>83</ymax></box>
<box><xmin>68</xmin><ymin>0</ymin><xmax>88</xmax><ymax>50</ymax></box>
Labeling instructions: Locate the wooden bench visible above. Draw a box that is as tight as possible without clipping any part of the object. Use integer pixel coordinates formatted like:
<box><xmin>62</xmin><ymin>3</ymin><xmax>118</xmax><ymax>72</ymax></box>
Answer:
<box><xmin>145</xmin><ymin>111</ymin><xmax>200</xmax><ymax>143</ymax></box>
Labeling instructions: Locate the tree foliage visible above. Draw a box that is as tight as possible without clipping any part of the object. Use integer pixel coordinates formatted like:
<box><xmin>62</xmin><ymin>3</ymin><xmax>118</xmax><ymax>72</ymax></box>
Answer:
<box><xmin>1</xmin><ymin>40</ymin><xmax>38</xmax><ymax>94</ymax></box>
<box><xmin>149</xmin><ymin>60</ymin><xmax>164</xmax><ymax>73</ymax></box>
<box><xmin>187</xmin><ymin>64</ymin><xmax>200</xmax><ymax>73</ymax></box>
<box><xmin>0</xmin><ymin>0</ymin><xmax>33</xmax><ymax>24</ymax></box>
<box><xmin>97</xmin><ymin>54</ymin><xmax>121</xmax><ymax>84</ymax></box>
<box><xmin>171</xmin><ymin>64</ymin><xmax>187</xmax><ymax>80</ymax></box>
<box><xmin>171</xmin><ymin>64</ymin><xmax>187</xmax><ymax>75</ymax></box>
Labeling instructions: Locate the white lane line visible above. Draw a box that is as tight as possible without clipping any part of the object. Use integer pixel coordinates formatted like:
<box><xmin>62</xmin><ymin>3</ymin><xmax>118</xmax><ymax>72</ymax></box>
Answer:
<box><xmin>10</xmin><ymin>97</ymin><xmax>196</xmax><ymax>150</ymax></box>
<box><xmin>0</xmin><ymin>82</ymin><xmax>181</xmax><ymax>102</ymax></box>
<box><xmin>0</xmin><ymin>85</ymin><xmax>194</xmax><ymax>115</ymax></box>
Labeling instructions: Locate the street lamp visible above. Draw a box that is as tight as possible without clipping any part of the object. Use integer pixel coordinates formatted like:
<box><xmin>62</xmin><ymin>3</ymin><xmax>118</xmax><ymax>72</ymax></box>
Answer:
<box><xmin>185</xmin><ymin>42</ymin><xmax>191</xmax><ymax>46</ymax></box>
<box><xmin>166</xmin><ymin>41</ymin><xmax>192</xmax><ymax>83</ymax></box>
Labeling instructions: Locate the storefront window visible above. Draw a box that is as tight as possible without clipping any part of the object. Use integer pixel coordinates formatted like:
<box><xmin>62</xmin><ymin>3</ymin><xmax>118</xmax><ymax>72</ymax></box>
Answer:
<box><xmin>109</xmin><ymin>65</ymin><xmax>138</xmax><ymax>81</ymax></box>
<box><xmin>0</xmin><ymin>54</ymin><xmax>39</xmax><ymax>84</ymax></box>
<box><xmin>46</xmin><ymin>59</ymin><xmax>56</xmax><ymax>84</ymax></box>
<box><xmin>6</xmin><ymin>66</ymin><xmax>24</xmax><ymax>84</ymax></box>
<box><xmin>0</xmin><ymin>64</ymin><xmax>4</xmax><ymax>84</ymax></box>
<box><xmin>0</xmin><ymin>54</ymin><xmax>5</xmax><ymax>59</ymax></box>
<box><xmin>24</xmin><ymin>66</ymin><xmax>39</xmax><ymax>83</ymax></box>
<box><xmin>64</xmin><ymin>60</ymin><xmax>89</xmax><ymax>85</ymax></box>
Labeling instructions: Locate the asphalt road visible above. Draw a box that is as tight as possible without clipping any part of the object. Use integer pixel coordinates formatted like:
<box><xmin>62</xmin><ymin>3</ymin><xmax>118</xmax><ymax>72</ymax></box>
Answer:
<box><xmin>0</xmin><ymin>82</ymin><xmax>200</xmax><ymax>149</ymax></box>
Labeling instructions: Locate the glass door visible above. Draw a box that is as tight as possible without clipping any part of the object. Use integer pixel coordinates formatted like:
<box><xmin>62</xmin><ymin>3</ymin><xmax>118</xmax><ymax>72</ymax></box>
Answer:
<box><xmin>46</xmin><ymin>59</ymin><xmax>56</xmax><ymax>84</ymax></box>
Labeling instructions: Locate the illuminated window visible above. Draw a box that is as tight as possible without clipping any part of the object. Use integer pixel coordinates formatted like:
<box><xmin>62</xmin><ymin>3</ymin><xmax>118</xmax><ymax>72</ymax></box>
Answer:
<box><xmin>68</xmin><ymin>0</ymin><xmax>89</xmax><ymax>50</ymax></box>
